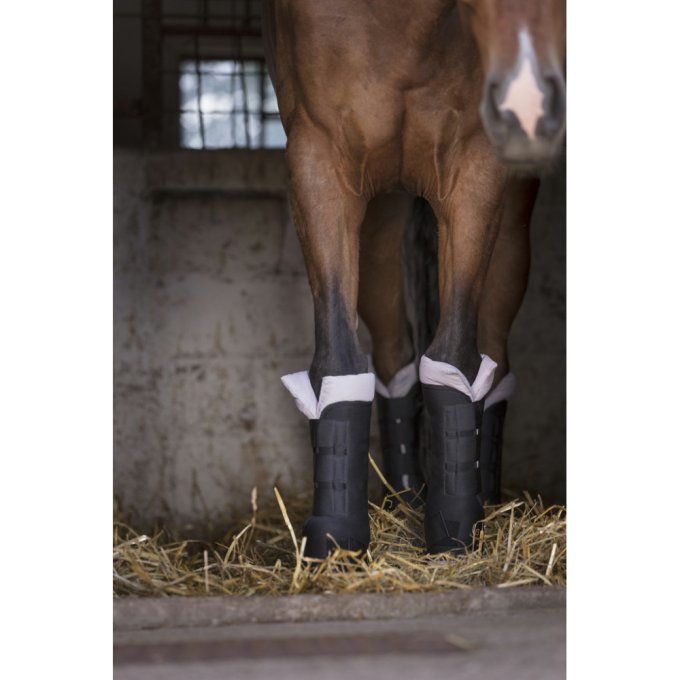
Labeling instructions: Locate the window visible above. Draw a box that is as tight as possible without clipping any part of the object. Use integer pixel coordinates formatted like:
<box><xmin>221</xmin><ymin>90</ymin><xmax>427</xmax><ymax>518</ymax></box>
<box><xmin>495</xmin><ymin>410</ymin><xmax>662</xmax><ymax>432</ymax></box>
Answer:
<box><xmin>179</xmin><ymin>59</ymin><xmax>286</xmax><ymax>149</ymax></box>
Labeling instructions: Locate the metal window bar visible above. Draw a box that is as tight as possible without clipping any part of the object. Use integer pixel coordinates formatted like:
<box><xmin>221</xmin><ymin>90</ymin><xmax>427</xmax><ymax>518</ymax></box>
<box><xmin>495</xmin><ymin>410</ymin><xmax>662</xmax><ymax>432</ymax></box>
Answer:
<box><xmin>192</xmin><ymin>36</ymin><xmax>206</xmax><ymax>148</ymax></box>
<box><xmin>237</xmin><ymin>35</ymin><xmax>252</xmax><ymax>148</ymax></box>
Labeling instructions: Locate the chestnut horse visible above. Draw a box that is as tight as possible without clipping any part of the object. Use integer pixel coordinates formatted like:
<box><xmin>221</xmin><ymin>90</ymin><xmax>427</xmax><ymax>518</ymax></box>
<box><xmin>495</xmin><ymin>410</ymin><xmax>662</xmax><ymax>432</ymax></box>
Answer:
<box><xmin>264</xmin><ymin>0</ymin><xmax>566</xmax><ymax>556</ymax></box>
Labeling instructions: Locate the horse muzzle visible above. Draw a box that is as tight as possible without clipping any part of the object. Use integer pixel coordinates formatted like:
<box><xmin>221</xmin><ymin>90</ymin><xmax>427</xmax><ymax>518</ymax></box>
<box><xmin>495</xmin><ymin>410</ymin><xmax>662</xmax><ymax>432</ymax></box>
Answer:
<box><xmin>480</xmin><ymin>68</ymin><xmax>566</xmax><ymax>170</ymax></box>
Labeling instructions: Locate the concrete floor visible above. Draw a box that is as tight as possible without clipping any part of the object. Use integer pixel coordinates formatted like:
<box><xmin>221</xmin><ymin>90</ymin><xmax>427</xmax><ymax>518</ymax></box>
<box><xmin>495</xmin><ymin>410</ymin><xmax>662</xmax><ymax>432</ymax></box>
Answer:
<box><xmin>114</xmin><ymin>589</ymin><xmax>565</xmax><ymax>680</ymax></box>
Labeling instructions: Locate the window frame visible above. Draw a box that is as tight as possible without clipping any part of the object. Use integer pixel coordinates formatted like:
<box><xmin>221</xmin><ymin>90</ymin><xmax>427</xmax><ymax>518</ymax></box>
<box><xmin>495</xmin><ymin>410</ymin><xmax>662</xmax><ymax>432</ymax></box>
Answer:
<box><xmin>174</xmin><ymin>53</ymin><xmax>283</xmax><ymax>150</ymax></box>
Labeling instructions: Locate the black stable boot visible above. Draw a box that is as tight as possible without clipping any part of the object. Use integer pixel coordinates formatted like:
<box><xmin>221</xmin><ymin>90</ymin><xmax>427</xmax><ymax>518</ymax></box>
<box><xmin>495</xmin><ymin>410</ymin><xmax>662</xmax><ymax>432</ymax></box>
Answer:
<box><xmin>422</xmin><ymin>385</ymin><xmax>484</xmax><ymax>554</ymax></box>
<box><xmin>480</xmin><ymin>400</ymin><xmax>508</xmax><ymax>505</ymax></box>
<box><xmin>376</xmin><ymin>384</ymin><xmax>425</xmax><ymax>506</ymax></box>
<box><xmin>302</xmin><ymin>400</ymin><xmax>372</xmax><ymax>558</ymax></box>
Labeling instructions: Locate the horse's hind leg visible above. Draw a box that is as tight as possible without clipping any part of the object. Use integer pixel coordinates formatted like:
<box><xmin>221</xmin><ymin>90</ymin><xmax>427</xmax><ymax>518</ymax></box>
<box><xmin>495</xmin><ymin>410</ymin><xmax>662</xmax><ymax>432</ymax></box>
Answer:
<box><xmin>358</xmin><ymin>193</ymin><xmax>424</xmax><ymax>505</ymax></box>
<box><xmin>477</xmin><ymin>178</ymin><xmax>539</xmax><ymax>504</ymax></box>
<box><xmin>359</xmin><ymin>194</ymin><xmax>414</xmax><ymax>385</ymax></box>
<box><xmin>280</xmin><ymin>126</ymin><xmax>373</xmax><ymax>558</ymax></box>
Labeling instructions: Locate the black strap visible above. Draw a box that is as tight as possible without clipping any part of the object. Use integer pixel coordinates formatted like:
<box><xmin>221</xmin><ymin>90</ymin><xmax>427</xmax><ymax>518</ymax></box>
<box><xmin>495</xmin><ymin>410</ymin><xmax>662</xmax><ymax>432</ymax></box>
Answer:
<box><xmin>311</xmin><ymin>418</ymin><xmax>349</xmax><ymax>516</ymax></box>
<box><xmin>441</xmin><ymin>402</ymin><xmax>481</xmax><ymax>498</ymax></box>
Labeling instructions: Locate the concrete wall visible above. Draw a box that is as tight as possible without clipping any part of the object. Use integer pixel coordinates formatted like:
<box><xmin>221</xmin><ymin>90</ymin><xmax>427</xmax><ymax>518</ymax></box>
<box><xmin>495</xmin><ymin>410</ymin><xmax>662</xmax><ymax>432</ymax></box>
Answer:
<box><xmin>114</xmin><ymin>149</ymin><xmax>565</xmax><ymax>535</ymax></box>
<box><xmin>504</xmin><ymin>168</ymin><xmax>566</xmax><ymax>500</ymax></box>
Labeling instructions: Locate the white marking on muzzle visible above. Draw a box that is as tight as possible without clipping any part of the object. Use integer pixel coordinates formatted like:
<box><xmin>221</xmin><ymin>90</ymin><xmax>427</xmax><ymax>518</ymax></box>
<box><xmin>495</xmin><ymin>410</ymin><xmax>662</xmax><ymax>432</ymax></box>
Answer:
<box><xmin>499</xmin><ymin>29</ymin><xmax>544</xmax><ymax>139</ymax></box>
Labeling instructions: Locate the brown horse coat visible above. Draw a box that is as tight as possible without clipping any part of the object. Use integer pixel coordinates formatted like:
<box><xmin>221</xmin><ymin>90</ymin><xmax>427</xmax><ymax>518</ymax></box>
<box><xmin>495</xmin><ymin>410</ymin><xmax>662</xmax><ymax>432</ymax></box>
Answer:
<box><xmin>265</xmin><ymin>0</ymin><xmax>564</xmax><ymax>390</ymax></box>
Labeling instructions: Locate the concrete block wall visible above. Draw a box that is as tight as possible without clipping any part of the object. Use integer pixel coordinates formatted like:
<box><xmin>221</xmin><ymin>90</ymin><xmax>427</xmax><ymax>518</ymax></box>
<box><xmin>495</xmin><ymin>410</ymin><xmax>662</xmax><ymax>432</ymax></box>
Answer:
<box><xmin>114</xmin><ymin>149</ymin><xmax>565</xmax><ymax>535</ymax></box>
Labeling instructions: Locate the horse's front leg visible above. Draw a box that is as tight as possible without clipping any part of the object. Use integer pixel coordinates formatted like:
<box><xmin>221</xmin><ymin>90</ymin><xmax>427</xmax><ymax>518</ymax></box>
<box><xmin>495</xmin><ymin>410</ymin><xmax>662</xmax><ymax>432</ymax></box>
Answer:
<box><xmin>422</xmin><ymin>143</ymin><xmax>508</xmax><ymax>554</ymax></box>
<box><xmin>280</xmin><ymin>126</ymin><xmax>374</xmax><ymax>558</ymax></box>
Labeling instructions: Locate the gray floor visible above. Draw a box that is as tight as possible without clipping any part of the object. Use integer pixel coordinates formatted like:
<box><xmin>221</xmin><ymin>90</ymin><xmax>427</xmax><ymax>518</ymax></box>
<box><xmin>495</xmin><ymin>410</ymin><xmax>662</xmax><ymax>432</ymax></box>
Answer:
<box><xmin>114</xmin><ymin>605</ymin><xmax>565</xmax><ymax>679</ymax></box>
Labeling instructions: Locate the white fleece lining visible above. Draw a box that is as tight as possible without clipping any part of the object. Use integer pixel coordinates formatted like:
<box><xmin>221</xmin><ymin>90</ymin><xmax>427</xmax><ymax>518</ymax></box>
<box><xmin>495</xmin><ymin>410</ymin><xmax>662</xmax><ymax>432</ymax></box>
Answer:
<box><xmin>367</xmin><ymin>357</ymin><xmax>419</xmax><ymax>399</ymax></box>
<box><xmin>419</xmin><ymin>354</ymin><xmax>497</xmax><ymax>403</ymax></box>
<box><xmin>281</xmin><ymin>371</ymin><xmax>375</xmax><ymax>420</ymax></box>
<box><xmin>484</xmin><ymin>372</ymin><xmax>517</xmax><ymax>410</ymax></box>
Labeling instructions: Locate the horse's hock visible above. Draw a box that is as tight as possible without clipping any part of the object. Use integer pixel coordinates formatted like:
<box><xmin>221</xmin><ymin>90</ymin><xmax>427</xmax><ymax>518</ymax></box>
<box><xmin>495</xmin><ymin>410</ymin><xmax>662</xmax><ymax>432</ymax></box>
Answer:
<box><xmin>113</xmin><ymin>149</ymin><xmax>565</xmax><ymax>535</ymax></box>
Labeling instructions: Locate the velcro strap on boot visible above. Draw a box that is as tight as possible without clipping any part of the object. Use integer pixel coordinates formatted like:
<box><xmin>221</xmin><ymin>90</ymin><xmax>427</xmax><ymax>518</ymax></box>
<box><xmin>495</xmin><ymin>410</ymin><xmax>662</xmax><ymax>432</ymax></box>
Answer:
<box><xmin>381</xmin><ymin>419</ymin><xmax>418</xmax><ymax>475</ymax></box>
<box><xmin>443</xmin><ymin>403</ymin><xmax>481</xmax><ymax>497</ymax></box>
<box><xmin>311</xmin><ymin>418</ymin><xmax>349</xmax><ymax>516</ymax></box>
<box><xmin>377</xmin><ymin>385</ymin><xmax>423</xmax><ymax>485</ymax></box>
<box><xmin>422</xmin><ymin>383</ymin><xmax>485</xmax><ymax>553</ymax></box>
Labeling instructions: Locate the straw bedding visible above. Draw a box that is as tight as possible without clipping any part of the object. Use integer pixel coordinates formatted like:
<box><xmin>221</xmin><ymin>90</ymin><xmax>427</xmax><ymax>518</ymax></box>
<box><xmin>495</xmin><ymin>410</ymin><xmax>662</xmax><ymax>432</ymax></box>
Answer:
<box><xmin>113</xmin><ymin>456</ymin><xmax>565</xmax><ymax>597</ymax></box>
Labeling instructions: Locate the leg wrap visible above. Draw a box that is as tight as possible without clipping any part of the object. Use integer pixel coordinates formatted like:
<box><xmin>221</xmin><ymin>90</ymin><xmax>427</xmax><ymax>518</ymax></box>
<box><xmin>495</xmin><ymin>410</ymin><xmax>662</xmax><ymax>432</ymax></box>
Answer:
<box><xmin>480</xmin><ymin>400</ymin><xmax>507</xmax><ymax>504</ymax></box>
<box><xmin>422</xmin><ymin>385</ymin><xmax>484</xmax><ymax>554</ymax></box>
<box><xmin>303</xmin><ymin>400</ymin><xmax>372</xmax><ymax>558</ymax></box>
<box><xmin>376</xmin><ymin>384</ymin><xmax>425</xmax><ymax>506</ymax></box>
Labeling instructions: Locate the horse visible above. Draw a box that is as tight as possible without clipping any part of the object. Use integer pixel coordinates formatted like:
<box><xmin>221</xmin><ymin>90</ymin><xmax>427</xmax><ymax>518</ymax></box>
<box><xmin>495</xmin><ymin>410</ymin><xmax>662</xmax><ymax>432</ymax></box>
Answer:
<box><xmin>263</xmin><ymin>0</ymin><xmax>566</xmax><ymax>557</ymax></box>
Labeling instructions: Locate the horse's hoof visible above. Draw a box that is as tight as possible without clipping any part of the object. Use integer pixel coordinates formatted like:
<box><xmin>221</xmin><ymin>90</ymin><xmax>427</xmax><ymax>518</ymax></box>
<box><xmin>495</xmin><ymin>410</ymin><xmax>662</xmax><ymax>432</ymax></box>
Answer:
<box><xmin>422</xmin><ymin>384</ymin><xmax>484</xmax><ymax>554</ymax></box>
<box><xmin>424</xmin><ymin>498</ymin><xmax>483</xmax><ymax>555</ymax></box>
<box><xmin>302</xmin><ymin>515</ymin><xmax>370</xmax><ymax>558</ymax></box>
<box><xmin>304</xmin><ymin>400</ymin><xmax>373</xmax><ymax>559</ymax></box>
<box><xmin>377</xmin><ymin>384</ymin><xmax>426</xmax><ymax>508</ymax></box>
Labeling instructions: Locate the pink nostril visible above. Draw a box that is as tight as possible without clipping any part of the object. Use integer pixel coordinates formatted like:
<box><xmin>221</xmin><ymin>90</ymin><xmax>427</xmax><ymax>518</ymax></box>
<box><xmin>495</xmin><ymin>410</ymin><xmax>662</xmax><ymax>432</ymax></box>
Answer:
<box><xmin>480</xmin><ymin>79</ymin><xmax>516</xmax><ymax>140</ymax></box>
<box><xmin>481</xmin><ymin>69</ymin><xmax>565</xmax><ymax>146</ymax></box>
